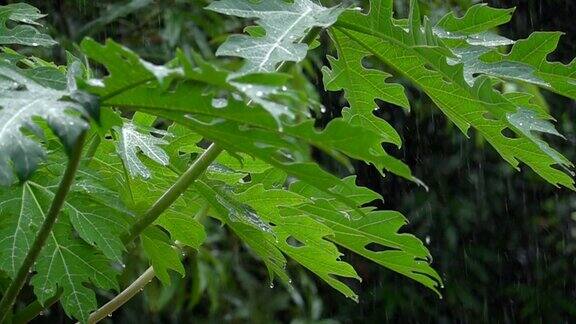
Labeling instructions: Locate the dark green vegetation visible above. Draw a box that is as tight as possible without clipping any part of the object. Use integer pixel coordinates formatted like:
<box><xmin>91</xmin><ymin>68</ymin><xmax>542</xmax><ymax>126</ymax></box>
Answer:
<box><xmin>0</xmin><ymin>0</ymin><xmax>574</xmax><ymax>323</ymax></box>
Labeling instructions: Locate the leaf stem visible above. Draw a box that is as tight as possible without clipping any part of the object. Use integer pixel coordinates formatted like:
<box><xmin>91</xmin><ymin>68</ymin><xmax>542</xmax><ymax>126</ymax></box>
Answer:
<box><xmin>0</xmin><ymin>131</ymin><xmax>87</xmax><ymax>322</ymax></box>
<box><xmin>122</xmin><ymin>143</ymin><xmax>223</xmax><ymax>244</ymax></box>
<box><xmin>86</xmin><ymin>267</ymin><xmax>156</xmax><ymax>324</ymax></box>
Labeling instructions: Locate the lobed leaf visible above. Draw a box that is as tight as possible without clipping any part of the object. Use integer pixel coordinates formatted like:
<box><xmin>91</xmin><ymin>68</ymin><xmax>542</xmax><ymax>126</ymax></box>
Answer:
<box><xmin>115</xmin><ymin>121</ymin><xmax>170</xmax><ymax>179</ymax></box>
<box><xmin>330</xmin><ymin>0</ymin><xmax>574</xmax><ymax>188</ymax></box>
<box><xmin>0</xmin><ymin>62</ymin><xmax>94</xmax><ymax>186</ymax></box>
<box><xmin>0</xmin><ymin>180</ymin><xmax>119</xmax><ymax>322</ymax></box>
<box><xmin>207</xmin><ymin>0</ymin><xmax>345</xmax><ymax>76</ymax></box>
<box><xmin>0</xmin><ymin>3</ymin><xmax>56</xmax><ymax>47</ymax></box>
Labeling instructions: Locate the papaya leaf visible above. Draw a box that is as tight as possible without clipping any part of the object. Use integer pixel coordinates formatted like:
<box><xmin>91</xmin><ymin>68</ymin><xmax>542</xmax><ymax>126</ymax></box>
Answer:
<box><xmin>436</xmin><ymin>4</ymin><xmax>514</xmax><ymax>35</ymax></box>
<box><xmin>481</xmin><ymin>32</ymin><xmax>576</xmax><ymax>100</ymax></box>
<box><xmin>235</xmin><ymin>184</ymin><xmax>361</xmax><ymax>300</ymax></box>
<box><xmin>142</xmin><ymin>227</ymin><xmax>185</xmax><ymax>285</ymax></box>
<box><xmin>322</xmin><ymin>29</ymin><xmax>408</xmax><ymax>147</ymax></box>
<box><xmin>115</xmin><ymin>121</ymin><xmax>170</xmax><ymax>179</ymax></box>
<box><xmin>0</xmin><ymin>62</ymin><xmax>94</xmax><ymax>186</ymax></box>
<box><xmin>206</xmin><ymin>0</ymin><xmax>345</xmax><ymax>76</ymax></box>
<box><xmin>193</xmin><ymin>180</ymin><xmax>290</xmax><ymax>284</ymax></box>
<box><xmin>434</xmin><ymin>5</ymin><xmax>575</xmax><ymax>100</ymax></box>
<box><xmin>291</xmin><ymin>178</ymin><xmax>442</xmax><ymax>294</ymax></box>
<box><xmin>0</xmin><ymin>180</ymin><xmax>119</xmax><ymax>322</ymax></box>
<box><xmin>0</xmin><ymin>3</ymin><xmax>56</xmax><ymax>47</ymax></box>
<box><xmin>80</xmin><ymin>38</ymin><xmax>415</xmax><ymax>213</ymax></box>
<box><xmin>330</xmin><ymin>0</ymin><xmax>574</xmax><ymax>188</ymax></box>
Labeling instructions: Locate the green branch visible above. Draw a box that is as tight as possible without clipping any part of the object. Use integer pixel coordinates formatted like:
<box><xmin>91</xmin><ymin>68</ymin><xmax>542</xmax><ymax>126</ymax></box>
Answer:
<box><xmin>122</xmin><ymin>142</ymin><xmax>223</xmax><ymax>244</ymax></box>
<box><xmin>0</xmin><ymin>131</ymin><xmax>88</xmax><ymax>322</ymax></box>
<box><xmin>86</xmin><ymin>267</ymin><xmax>156</xmax><ymax>324</ymax></box>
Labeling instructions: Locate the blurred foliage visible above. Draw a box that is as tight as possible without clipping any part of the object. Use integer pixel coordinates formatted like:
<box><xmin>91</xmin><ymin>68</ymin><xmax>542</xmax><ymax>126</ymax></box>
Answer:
<box><xmin>13</xmin><ymin>0</ymin><xmax>575</xmax><ymax>322</ymax></box>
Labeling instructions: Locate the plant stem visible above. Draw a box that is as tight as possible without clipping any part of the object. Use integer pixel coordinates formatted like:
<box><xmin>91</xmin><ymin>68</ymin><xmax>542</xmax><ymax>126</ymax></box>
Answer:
<box><xmin>0</xmin><ymin>131</ymin><xmax>87</xmax><ymax>322</ymax></box>
<box><xmin>86</xmin><ymin>267</ymin><xmax>156</xmax><ymax>324</ymax></box>
<box><xmin>122</xmin><ymin>143</ymin><xmax>223</xmax><ymax>244</ymax></box>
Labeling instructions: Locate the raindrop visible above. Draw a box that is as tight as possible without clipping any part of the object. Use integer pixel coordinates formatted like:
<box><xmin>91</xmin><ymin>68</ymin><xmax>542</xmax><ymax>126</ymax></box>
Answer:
<box><xmin>107</xmin><ymin>314</ymin><xmax>112</xmax><ymax>318</ymax></box>
<box><xmin>425</xmin><ymin>236</ymin><xmax>431</xmax><ymax>245</ymax></box>
<box><xmin>87</xmin><ymin>79</ymin><xmax>105</xmax><ymax>87</ymax></box>
<box><xmin>269</xmin><ymin>282</ymin><xmax>275</xmax><ymax>289</ymax></box>
<box><xmin>281</xmin><ymin>86</ymin><xmax>288</xmax><ymax>91</ymax></box>
<box><xmin>31</xmin><ymin>42</ymin><xmax>38</xmax><ymax>46</ymax></box>
<box><xmin>212</xmin><ymin>98</ymin><xmax>228</xmax><ymax>108</ymax></box>
<box><xmin>320</xmin><ymin>106</ymin><xmax>327</xmax><ymax>113</ymax></box>
<box><xmin>256</xmin><ymin>91</ymin><xmax>264</xmax><ymax>97</ymax></box>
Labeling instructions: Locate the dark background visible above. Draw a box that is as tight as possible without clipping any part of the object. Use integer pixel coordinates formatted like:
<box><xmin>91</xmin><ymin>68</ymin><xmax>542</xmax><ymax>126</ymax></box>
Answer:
<box><xmin>13</xmin><ymin>0</ymin><xmax>576</xmax><ymax>323</ymax></box>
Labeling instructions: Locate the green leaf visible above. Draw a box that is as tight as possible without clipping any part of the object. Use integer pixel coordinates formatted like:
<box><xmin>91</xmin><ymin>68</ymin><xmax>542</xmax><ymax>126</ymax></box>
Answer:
<box><xmin>331</xmin><ymin>0</ymin><xmax>574</xmax><ymax>188</ymax></box>
<box><xmin>206</xmin><ymin>0</ymin><xmax>345</xmax><ymax>75</ymax></box>
<box><xmin>155</xmin><ymin>209</ymin><xmax>206</xmax><ymax>249</ymax></box>
<box><xmin>235</xmin><ymin>184</ymin><xmax>361</xmax><ymax>300</ymax></box>
<box><xmin>142</xmin><ymin>227</ymin><xmax>185</xmax><ymax>285</ymax></box>
<box><xmin>322</xmin><ymin>29</ymin><xmax>409</xmax><ymax>147</ymax></box>
<box><xmin>436</xmin><ymin>4</ymin><xmax>514</xmax><ymax>35</ymax></box>
<box><xmin>291</xmin><ymin>178</ymin><xmax>442</xmax><ymax>293</ymax></box>
<box><xmin>432</xmin><ymin>5</ymin><xmax>576</xmax><ymax>100</ymax></box>
<box><xmin>0</xmin><ymin>62</ymin><xmax>92</xmax><ymax>186</ymax></box>
<box><xmin>88</xmin><ymin>127</ymin><xmax>207</xmax><ymax>252</ymax></box>
<box><xmin>194</xmin><ymin>180</ymin><xmax>290</xmax><ymax>283</ymax></box>
<box><xmin>80</xmin><ymin>38</ymin><xmax>415</xmax><ymax>211</ymax></box>
<box><xmin>0</xmin><ymin>3</ymin><xmax>56</xmax><ymax>47</ymax></box>
<box><xmin>0</xmin><ymin>181</ymin><xmax>118</xmax><ymax>322</ymax></box>
<box><xmin>481</xmin><ymin>32</ymin><xmax>576</xmax><ymax>99</ymax></box>
<box><xmin>38</xmin><ymin>183</ymin><xmax>131</xmax><ymax>263</ymax></box>
<box><xmin>449</xmin><ymin>46</ymin><xmax>548</xmax><ymax>87</ymax></box>
<box><xmin>115</xmin><ymin>121</ymin><xmax>170</xmax><ymax>179</ymax></box>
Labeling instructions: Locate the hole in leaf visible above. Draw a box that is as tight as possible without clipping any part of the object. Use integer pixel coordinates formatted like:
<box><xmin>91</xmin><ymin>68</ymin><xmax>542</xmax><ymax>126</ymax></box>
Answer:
<box><xmin>286</xmin><ymin>235</ymin><xmax>305</xmax><ymax>248</ymax></box>
<box><xmin>501</xmin><ymin>128</ymin><xmax>519</xmax><ymax>139</ymax></box>
<box><xmin>242</xmin><ymin>174</ymin><xmax>252</xmax><ymax>183</ymax></box>
<box><xmin>364</xmin><ymin>242</ymin><xmax>395</xmax><ymax>252</ymax></box>
<box><xmin>361</xmin><ymin>55</ymin><xmax>379</xmax><ymax>70</ymax></box>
